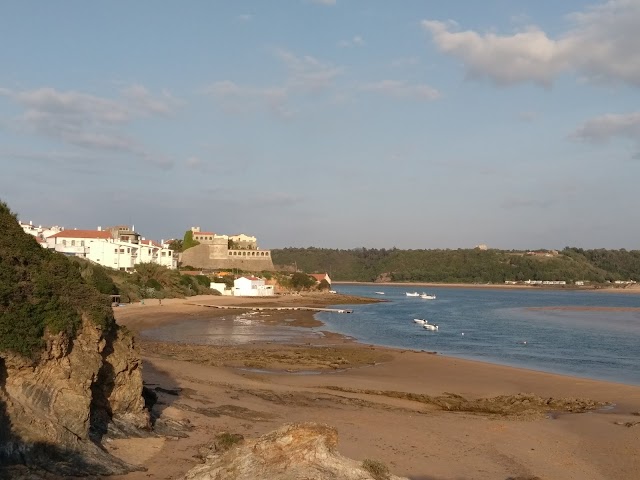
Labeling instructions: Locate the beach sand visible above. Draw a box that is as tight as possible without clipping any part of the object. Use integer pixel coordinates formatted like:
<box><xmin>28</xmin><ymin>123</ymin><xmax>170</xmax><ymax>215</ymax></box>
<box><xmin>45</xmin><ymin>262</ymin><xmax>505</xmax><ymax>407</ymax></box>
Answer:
<box><xmin>110</xmin><ymin>294</ymin><xmax>640</xmax><ymax>480</ymax></box>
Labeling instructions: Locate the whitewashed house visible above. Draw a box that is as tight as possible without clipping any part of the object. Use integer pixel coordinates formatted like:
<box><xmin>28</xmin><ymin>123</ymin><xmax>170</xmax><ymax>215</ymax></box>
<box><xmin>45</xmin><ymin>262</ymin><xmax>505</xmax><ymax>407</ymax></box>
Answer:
<box><xmin>46</xmin><ymin>229</ymin><xmax>177</xmax><ymax>271</ymax></box>
<box><xmin>209</xmin><ymin>282</ymin><xmax>232</xmax><ymax>295</ymax></box>
<box><xmin>233</xmin><ymin>276</ymin><xmax>274</xmax><ymax>297</ymax></box>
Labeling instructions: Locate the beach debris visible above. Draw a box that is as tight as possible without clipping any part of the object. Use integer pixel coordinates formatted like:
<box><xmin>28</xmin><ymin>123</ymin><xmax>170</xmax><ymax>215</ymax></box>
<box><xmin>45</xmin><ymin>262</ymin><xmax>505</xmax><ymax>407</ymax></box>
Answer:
<box><xmin>614</xmin><ymin>421</ymin><xmax>640</xmax><ymax>428</ymax></box>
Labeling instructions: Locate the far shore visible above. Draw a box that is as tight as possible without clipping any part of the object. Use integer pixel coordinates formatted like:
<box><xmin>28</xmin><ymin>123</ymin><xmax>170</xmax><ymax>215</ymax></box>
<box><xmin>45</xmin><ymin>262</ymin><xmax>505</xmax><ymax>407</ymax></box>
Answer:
<box><xmin>335</xmin><ymin>280</ymin><xmax>640</xmax><ymax>294</ymax></box>
<box><xmin>111</xmin><ymin>293</ymin><xmax>640</xmax><ymax>480</ymax></box>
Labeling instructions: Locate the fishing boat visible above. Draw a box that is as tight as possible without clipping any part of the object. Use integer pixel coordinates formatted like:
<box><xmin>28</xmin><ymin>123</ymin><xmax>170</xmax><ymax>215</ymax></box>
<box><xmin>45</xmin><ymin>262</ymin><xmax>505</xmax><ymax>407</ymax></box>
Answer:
<box><xmin>375</xmin><ymin>291</ymin><xmax>385</xmax><ymax>295</ymax></box>
<box><xmin>423</xmin><ymin>323</ymin><xmax>439</xmax><ymax>331</ymax></box>
<box><xmin>420</xmin><ymin>293</ymin><xmax>437</xmax><ymax>300</ymax></box>
<box><xmin>413</xmin><ymin>318</ymin><xmax>427</xmax><ymax>325</ymax></box>
<box><xmin>406</xmin><ymin>292</ymin><xmax>420</xmax><ymax>297</ymax></box>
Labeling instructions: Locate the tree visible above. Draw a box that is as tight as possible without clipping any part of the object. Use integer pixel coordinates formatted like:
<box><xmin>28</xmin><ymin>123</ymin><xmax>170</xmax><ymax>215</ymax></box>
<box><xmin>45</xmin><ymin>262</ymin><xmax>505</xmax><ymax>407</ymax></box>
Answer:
<box><xmin>317</xmin><ymin>279</ymin><xmax>331</xmax><ymax>291</ymax></box>
<box><xmin>183</xmin><ymin>230</ymin><xmax>200</xmax><ymax>251</ymax></box>
<box><xmin>168</xmin><ymin>239</ymin><xmax>183</xmax><ymax>252</ymax></box>
<box><xmin>290</xmin><ymin>272</ymin><xmax>316</xmax><ymax>290</ymax></box>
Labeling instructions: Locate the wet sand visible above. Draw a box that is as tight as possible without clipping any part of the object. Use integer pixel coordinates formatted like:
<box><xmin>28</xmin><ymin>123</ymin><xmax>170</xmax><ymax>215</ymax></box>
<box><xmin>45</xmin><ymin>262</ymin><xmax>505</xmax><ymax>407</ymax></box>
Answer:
<box><xmin>111</xmin><ymin>293</ymin><xmax>640</xmax><ymax>480</ymax></box>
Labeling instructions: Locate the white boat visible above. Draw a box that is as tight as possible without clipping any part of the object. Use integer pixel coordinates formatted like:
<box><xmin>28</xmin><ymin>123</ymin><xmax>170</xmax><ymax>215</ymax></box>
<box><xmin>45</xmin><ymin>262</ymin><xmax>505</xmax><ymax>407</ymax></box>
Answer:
<box><xmin>420</xmin><ymin>293</ymin><xmax>437</xmax><ymax>300</ymax></box>
<box><xmin>406</xmin><ymin>292</ymin><xmax>420</xmax><ymax>297</ymax></box>
<box><xmin>375</xmin><ymin>291</ymin><xmax>385</xmax><ymax>295</ymax></box>
<box><xmin>423</xmin><ymin>323</ymin><xmax>439</xmax><ymax>331</ymax></box>
<box><xmin>413</xmin><ymin>318</ymin><xmax>428</xmax><ymax>325</ymax></box>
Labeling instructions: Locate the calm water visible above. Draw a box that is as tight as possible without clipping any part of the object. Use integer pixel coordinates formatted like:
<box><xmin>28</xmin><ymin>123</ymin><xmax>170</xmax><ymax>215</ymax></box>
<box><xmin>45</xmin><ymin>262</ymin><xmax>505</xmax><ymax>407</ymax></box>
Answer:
<box><xmin>316</xmin><ymin>285</ymin><xmax>640</xmax><ymax>386</ymax></box>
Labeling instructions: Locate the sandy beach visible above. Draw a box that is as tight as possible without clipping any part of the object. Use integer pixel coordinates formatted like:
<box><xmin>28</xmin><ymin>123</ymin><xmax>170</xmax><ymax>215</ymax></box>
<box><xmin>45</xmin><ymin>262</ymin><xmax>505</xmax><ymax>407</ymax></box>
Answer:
<box><xmin>111</xmin><ymin>294</ymin><xmax>640</xmax><ymax>480</ymax></box>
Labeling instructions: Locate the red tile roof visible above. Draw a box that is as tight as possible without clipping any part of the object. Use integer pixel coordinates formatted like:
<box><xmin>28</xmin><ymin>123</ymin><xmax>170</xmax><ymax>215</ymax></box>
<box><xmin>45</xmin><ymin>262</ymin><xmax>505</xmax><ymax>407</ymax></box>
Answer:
<box><xmin>195</xmin><ymin>231</ymin><xmax>215</xmax><ymax>236</ymax></box>
<box><xmin>309</xmin><ymin>273</ymin><xmax>329</xmax><ymax>281</ymax></box>
<box><xmin>140</xmin><ymin>239</ymin><xmax>162</xmax><ymax>248</ymax></box>
<box><xmin>49</xmin><ymin>230</ymin><xmax>111</xmax><ymax>239</ymax></box>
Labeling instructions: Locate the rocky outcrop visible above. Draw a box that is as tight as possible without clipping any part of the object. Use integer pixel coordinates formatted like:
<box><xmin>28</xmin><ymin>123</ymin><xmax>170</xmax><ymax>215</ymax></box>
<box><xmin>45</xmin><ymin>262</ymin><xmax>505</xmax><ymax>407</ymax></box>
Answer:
<box><xmin>184</xmin><ymin>423</ymin><xmax>408</xmax><ymax>480</ymax></box>
<box><xmin>0</xmin><ymin>317</ymin><xmax>150</xmax><ymax>476</ymax></box>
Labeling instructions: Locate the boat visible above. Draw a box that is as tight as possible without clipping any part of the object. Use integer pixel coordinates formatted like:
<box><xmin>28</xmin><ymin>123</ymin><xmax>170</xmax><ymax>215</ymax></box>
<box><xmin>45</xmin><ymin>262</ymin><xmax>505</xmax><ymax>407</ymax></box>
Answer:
<box><xmin>375</xmin><ymin>291</ymin><xmax>385</xmax><ymax>295</ymax></box>
<box><xmin>406</xmin><ymin>292</ymin><xmax>420</xmax><ymax>297</ymax></box>
<box><xmin>413</xmin><ymin>318</ymin><xmax>428</xmax><ymax>325</ymax></box>
<box><xmin>423</xmin><ymin>323</ymin><xmax>439</xmax><ymax>331</ymax></box>
<box><xmin>420</xmin><ymin>293</ymin><xmax>437</xmax><ymax>300</ymax></box>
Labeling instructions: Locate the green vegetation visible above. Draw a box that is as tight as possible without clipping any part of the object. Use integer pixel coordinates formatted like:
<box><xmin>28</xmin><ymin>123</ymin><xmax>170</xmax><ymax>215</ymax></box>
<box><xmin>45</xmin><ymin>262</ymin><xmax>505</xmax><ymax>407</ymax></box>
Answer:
<box><xmin>182</xmin><ymin>230</ymin><xmax>200</xmax><ymax>251</ymax></box>
<box><xmin>0</xmin><ymin>201</ymin><xmax>114</xmax><ymax>357</ymax></box>
<box><xmin>271</xmin><ymin>247</ymin><xmax>640</xmax><ymax>284</ymax></box>
<box><xmin>167</xmin><ymin>238</ymin><xmax>183</xmax><ymax>252</ymax></box>
<box><xmin>361</xmin><ymin>459</ymin><xmax>390</xmax><ymax>480</ymax></box>
<box><xmin>214</xmin><ymin>432</ymin><xmax>244</xmax><ymax>452</ymax></box>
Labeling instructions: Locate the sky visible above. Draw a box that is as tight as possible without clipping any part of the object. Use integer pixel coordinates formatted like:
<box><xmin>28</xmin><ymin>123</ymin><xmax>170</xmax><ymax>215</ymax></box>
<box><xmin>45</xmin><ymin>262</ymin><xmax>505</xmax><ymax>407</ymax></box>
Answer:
<box><xmin>1</xmin><ymin>0</ymin><xmax>639</xmax><ymax>250</ymax></box>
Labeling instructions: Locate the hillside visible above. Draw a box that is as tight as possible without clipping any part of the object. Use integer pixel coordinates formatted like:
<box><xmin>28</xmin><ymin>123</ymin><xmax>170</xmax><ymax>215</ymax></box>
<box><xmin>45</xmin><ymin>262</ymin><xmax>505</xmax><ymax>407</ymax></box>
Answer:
<box><xmin>0</xmin><ymin>202</ymin><xmax>115</xmax><ymax>357</ymax></box>
<box><xmin>1</xmin><ymin>201</ymin><xmax>149</xmax><ymax>476</ymax></box>
<box><xmin>271</xmin><ymin>247</ymin><xmax>640</xmax><ymax>284</ymax></box>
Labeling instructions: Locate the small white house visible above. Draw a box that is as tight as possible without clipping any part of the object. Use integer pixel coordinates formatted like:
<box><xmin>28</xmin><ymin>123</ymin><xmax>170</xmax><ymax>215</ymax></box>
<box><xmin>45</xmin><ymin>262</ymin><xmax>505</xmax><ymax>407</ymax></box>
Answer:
<box><xmin>233</xmin><ymin>276</ymin><xmax>274</xmax><ymax>297</ymax></box>
<box><xmin>210</xmin><ymin>282</ymin><xmax>232</xmax><ymax>296</ymax></box>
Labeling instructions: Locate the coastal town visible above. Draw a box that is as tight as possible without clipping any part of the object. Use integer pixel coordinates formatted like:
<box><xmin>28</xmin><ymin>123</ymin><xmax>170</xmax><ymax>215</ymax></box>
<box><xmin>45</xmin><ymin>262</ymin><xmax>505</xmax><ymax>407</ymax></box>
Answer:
<box><xmin>16</xmin><ymin>219</ymin><xmax>332</xmax><ymax>297</ymax></box>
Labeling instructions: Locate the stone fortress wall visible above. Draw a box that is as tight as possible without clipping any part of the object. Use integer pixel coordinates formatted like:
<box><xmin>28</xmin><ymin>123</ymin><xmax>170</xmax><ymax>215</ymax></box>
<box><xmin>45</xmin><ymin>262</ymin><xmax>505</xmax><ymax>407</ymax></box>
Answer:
<box><xmin>181</xmin><ymin>234</ymin><xmax>275</xmax><ymax>271</ymax></box>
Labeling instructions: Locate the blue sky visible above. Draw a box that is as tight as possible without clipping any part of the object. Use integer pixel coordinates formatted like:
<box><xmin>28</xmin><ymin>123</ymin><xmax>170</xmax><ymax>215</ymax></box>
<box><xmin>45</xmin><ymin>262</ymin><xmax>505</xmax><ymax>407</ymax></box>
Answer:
<box><xmin>1</xmin><ymin>0</ymin><xmax>639</xmax><ymax>249</ymax></box>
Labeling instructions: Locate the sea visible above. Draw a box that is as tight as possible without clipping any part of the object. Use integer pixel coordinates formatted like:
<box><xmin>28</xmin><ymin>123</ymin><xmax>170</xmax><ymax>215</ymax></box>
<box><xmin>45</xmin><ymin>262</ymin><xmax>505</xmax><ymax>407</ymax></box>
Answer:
<box><xmin>315</xmin><ymin>284</ymin><xmax>640</xmax><ymax>386</ymax></box>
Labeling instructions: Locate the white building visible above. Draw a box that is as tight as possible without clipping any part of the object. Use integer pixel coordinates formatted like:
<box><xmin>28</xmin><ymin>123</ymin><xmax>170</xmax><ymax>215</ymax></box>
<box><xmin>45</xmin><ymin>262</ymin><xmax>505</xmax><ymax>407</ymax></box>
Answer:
<box><xmin>46</xmin><ymin>229</ymin><xmax>177</xmax><ymax>271</ymax></box>
<box><xmin>233</xmin><ymin>276</ymin><xmax>274</xmax><ymax>296</ymax></box>
<box><xmin>209</xmin><ymin>282</ymin><xmax>232</xmax><ymax>295</ymax></box>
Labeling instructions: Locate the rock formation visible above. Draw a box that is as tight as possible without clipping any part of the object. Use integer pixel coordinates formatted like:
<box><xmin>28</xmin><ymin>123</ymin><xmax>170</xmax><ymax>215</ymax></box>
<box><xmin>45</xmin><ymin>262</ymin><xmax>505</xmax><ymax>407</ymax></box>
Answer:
<box><xmin>0</xmin><ymin>202</ymin><xmax>150</xmax><ymax>476</ymax></box>
<box><xmin>183</xmin><ymin>423</ymin><xmax>408</xmax><ymax>480</ymax></box>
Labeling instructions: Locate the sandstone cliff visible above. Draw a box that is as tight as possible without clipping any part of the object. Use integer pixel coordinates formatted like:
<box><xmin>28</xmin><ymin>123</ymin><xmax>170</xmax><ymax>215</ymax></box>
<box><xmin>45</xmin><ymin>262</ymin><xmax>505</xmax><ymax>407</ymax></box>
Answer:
<box><xmin>0</xmin><ymin>202</ymin><xmax>150</xmax><ymax>476</ymax></box>
<box><xmin>0</xmin><ymin>317</ymin><xmax>150</xmax><ymax>476</ymax></box>
<box><xmin>184</xmin><ymin>423</ymin><xmax>408</xmax><ymax>480</ymax></box>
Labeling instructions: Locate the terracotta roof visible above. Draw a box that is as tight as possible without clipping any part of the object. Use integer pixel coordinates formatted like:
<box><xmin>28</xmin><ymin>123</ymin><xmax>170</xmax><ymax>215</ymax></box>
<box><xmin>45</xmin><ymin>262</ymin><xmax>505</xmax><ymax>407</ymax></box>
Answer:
<box><xmin>239</xmin><ymin>276</ymin><xmax>261</xmax><ymax>281</ymax></box>
<box><xmin>309</xmin><ymin>273</ymin><xmax>329</xmax><ymax>281</ymax></box>
<box><xmin>195</xmin><ymin>231</ymin><xmax>215</xmax><ymax>236</ymax></box>
<box><xmin>49</xmin><ymin>230</ymin><xmax>111</xmax><ymax>239</ymax></box>
<box><xmin>140</xmin><ymin>239</ymin><xmax>162</xmax><ymax>248</ymax></box>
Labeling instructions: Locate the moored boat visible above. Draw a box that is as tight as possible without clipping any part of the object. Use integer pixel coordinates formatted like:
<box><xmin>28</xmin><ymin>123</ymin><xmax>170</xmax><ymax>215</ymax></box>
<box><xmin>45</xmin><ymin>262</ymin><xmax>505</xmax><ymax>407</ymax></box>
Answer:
<box><xmin>406</xmin><ymin>292</ymin><xmax>420</xmax><ymax>297</ymax></box>
<box><xmin>420</xmin><ymin>293</ymin><xmax>437</xmax><ymax>300</ymax></box>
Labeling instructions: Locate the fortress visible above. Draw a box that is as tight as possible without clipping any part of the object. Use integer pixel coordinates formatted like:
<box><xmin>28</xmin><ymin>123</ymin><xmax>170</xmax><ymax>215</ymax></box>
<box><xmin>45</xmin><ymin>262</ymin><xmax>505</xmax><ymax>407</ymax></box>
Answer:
<box><xmin>180</xmin><ymin>227</ymin><xmax>274</xmax><ymax>271</ymax></box>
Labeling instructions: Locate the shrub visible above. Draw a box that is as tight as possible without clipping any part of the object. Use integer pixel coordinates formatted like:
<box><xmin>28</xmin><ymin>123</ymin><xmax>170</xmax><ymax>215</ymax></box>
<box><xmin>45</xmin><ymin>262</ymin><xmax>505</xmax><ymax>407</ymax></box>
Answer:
<box><xmin>361</xmin><ymin>459</ymin><xmax>390</xmax><ymax>480</ymax></box>
<box><xmin>0</xmin><ymin>201</ymin><xmax>114</xmax><ymax>358</ymax></box>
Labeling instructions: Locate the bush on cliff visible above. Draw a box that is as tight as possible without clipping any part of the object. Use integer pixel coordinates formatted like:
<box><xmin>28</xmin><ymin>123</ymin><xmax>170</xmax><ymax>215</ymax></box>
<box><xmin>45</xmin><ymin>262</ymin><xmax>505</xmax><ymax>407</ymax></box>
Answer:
<box><xmin>0</xmin><ymin>201</ymin><xmax>115</xmax><ymax>358</ymax></box>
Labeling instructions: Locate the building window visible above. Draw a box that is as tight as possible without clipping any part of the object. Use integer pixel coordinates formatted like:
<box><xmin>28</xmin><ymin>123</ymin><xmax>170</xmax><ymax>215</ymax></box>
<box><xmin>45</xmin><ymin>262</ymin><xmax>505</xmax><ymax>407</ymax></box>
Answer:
<box><xmin>81</xmin><ymin>241</ymin><xmax>84</xmax><ymax>247</ymax></box>
<box><xmin>62</xmin><ymin>240</ymin><xmax>67</xmax><ymax>246</ymax></box>
<box><xmin>71</xmin><ymin>240</ymin><xmax>75</xmax><ymax>246</ymax></box>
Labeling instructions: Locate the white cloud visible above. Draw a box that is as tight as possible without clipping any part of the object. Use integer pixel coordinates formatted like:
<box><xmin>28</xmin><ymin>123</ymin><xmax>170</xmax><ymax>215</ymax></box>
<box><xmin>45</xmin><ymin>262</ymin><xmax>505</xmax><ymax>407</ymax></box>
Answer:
<box><xmin>571</xmin><ymin>112</ymin><xmax>640</xmax><ymax>142</ymax></box>
<box><xmin>204</xmin><ymin>50</ymin><xmax>343</xmax><ymax>117</ymax></box>
<box><xmin>1</xmin><ymin>85</ymin><xmax>177</xmax><ymax>165</ymax></box>
<box><xmin>275</xmin><ymin>49</ymin><xmax>344</xmax><ymax>92</ymax></box>
<box><xmin>338</xmin><ymin>35</ymin><xmax>365</xmax><ymax>48</ymax></box>
<box><xmin>204</xmin><ymin>81</ymin><xmax>291</xmax><ymax>117</ymax></box>
<box><xmin>422</xmin><ymin>0</ymin><xmax>640</xmax><ymax>87</ymax></box>
<box><xmin>361</xmin><ymin>80</ymin><xmax>441</xmax><ymax>101</ymax></box>
<box><xmin>121</xmin><ymin>84</ymin><xmax>180</xmax><ymax>115</ymax></box>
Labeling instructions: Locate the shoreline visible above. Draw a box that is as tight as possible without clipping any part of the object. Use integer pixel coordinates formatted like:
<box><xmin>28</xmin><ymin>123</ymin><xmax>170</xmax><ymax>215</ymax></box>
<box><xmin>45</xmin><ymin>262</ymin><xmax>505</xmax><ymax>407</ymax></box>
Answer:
<box><xmin>111</xmin><ymin>294</ymin><xmax>640</xmax><ymax>480</ymax></box>
<box><xmin>119</xmin><ymin>293</ymin><xmax>639</xmax><ymax>388</ymax></box>
<box><xmin>335</xmin><ymin>280</ymin><xmax>640</xmax><ymax>294</ymax></box>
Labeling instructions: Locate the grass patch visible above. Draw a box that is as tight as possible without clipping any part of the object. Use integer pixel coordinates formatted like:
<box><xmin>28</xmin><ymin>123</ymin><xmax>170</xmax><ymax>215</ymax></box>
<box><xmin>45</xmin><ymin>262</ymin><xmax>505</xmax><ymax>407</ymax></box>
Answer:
<box><xmin>362</xmin><ymin>459</ymin><xmax>390</xmax><ymax>480</ymax></box>
<box><xmin>214</xmin><ymin>432</ymin><xmax>244</xmax><ymax>451</ymax></box>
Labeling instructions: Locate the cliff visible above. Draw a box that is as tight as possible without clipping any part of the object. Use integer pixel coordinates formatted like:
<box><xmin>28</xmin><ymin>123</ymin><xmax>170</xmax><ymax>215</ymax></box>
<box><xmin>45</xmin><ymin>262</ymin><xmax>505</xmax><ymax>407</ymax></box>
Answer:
<box><xmin>0</xmin><ymin>202</ymin><xmax>150</xmax><ymax>476</ymax></box>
